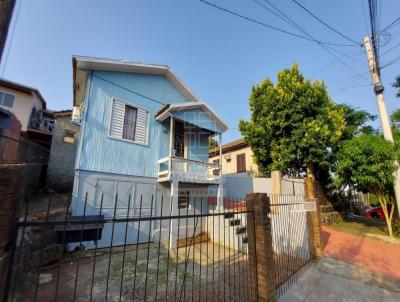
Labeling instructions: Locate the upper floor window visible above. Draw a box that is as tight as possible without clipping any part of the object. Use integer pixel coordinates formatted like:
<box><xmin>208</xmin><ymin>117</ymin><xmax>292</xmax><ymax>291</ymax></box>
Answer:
<box><xmin>236</xmin><ymin>153</ymin><xmax>246</xmax><ymax>173</ymax></box>
<box><xmin>109</xmin><ymin>98</ymin><xmax>149</xmax><ymax>145</ymax></box>
<box><xmin>0</xmin><ymin>91</ymin><xmax>15</xmax><ymax>108</ymax></box>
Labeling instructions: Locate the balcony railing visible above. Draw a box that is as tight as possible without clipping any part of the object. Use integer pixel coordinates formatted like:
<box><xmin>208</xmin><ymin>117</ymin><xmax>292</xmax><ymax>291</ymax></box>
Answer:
<box><xmin>158</xmin><ymin>156</ymin><xmax>221</xmax><ymax>183</ymax></box>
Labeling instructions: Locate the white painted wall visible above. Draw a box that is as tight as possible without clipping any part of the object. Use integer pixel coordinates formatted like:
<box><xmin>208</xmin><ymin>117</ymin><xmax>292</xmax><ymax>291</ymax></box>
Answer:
<box><xmin>0</xmin><ymin>85</ymin><xmax>44</xmax><ymax>131</ymax></box>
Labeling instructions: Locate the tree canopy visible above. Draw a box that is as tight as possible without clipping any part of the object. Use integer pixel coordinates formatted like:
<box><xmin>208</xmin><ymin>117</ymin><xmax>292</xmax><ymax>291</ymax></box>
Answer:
<box><xmin>239</xmin><ymin>64</ymin><xmax>373</xmax><ymax>180</ymax></box>
<box><xmin>335</xmin><ymin>133</ymin><xmax>397</xmax><ymax>236</ymax></box>
<box><xmin>335</xmin><ymin>134</ymin><xmax>396</xmax><ymax>193</ymax></box>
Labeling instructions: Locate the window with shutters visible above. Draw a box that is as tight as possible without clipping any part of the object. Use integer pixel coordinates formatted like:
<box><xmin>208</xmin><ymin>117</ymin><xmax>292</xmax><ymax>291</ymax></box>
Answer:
<box><xmin>0</xmin><ymin>91</ymin><xmax>15</xmax><ymax>108</ymax></box>
<box><xmin>109</xmin><ymin>99</ymin><xmax>149</xmax><ymax>145</ymax></box>
<box><xmin>213</xmin><ymin>159</ymin><xmax>220</xmax><ymax>176</ymax></box>
<box><xmin>122</xmin><ymin>105</ymin><xmax>137</xmax><ymax>140</ymax></box>
<box><xmin>236</xmin><ymin>153</ymin><xmax>246</xmax><ymax>173</ymax></box>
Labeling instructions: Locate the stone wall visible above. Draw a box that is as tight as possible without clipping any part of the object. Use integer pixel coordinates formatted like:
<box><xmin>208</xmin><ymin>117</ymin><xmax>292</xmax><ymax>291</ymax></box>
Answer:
<box><xmin>47</xmin><ymin>113</ymin><xmax>79</xmax><ymax>192</ymax></box>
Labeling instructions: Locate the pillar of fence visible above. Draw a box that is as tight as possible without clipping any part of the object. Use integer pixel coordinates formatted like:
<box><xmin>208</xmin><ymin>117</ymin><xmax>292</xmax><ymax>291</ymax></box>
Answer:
<box><xmin>246</xmin><ymin>193</ymin><xmax>277</xmax><ymax>302</ymax></box>
<box><xmin>0</xmin><ymin>168</ymin><xmax>21</xmax><ymax>301</ymax></box>
<box><xmin>304</xmin><ymin>177</ymin><xmax>323</xmax><ymax>260</ymax></box>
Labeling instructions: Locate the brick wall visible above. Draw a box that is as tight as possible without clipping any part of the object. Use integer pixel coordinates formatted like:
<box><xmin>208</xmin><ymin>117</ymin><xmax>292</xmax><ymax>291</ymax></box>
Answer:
<box><xmin>47</xmin><ymin>114</ymin><xmax>79</xmax><ymax>192</ymax></box>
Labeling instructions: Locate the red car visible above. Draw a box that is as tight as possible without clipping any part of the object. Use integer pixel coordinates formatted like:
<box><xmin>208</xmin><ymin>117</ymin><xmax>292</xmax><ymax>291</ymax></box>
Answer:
<box><xmin>365</xmin><ymin>206</ymin><xmax>390</xmax><ymax>220</ymax></box>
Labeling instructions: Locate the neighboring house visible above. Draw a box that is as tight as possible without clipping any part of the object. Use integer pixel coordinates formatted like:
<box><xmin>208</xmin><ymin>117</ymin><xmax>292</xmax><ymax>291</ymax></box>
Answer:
<box><xmin>209</xmin><ymin>138</ymin><xmax>260</xmax><ymax>176</ymax></box>
<box><xmin>0</xmin><ymin>79</ymin><xmax>54</xmax><ymax>149</ymax></box>
<box><xmin>47</xmin><ymin>110</ymin><xmax>80</xmax><ymax>192</ymax></box>
<box><xmin>70</xmin><ymin>56</ymin><xmax>227</xmax><ymax>247</ymax></box>
<box><xmin>0</xmin><ymin>107</ymin><xmax>21</xmax><ymax>139</ymax></box>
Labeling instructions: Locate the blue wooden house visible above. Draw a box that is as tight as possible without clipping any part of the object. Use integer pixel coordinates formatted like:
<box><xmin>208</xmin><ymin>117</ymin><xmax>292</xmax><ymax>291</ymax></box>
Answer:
<box><xmin>70</xmin><ymin>56</ymin><xmax>227</xmax><ymax>247</ymax></box>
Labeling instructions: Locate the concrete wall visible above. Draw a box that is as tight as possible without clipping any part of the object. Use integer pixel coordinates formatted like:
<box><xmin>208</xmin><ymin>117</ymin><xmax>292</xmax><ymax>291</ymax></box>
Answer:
<box><xmin>222</xmin><ymin>175</ymin><xmax>304</xmax><ymax>199</ymax></box>
<box><xmin>47</xmin><ymin>114</ymin><xmax>79</xmax><ymax>192</ymax></box>
<box><xmin>209</xmin><ymin>145</ymin><xmax>259</xmax><ymax>176</ymax></box>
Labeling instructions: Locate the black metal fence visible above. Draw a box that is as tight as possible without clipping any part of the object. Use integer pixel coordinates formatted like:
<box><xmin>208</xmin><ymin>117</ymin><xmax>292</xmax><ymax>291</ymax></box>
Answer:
<box><xmin>7</xmin><ymin>191</ymin><xmax>255</xmax><ymax>302</ymax></box>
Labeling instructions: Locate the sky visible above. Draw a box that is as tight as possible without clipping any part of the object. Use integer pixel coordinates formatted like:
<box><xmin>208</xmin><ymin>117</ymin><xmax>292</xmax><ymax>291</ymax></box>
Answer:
<box><xmin>1</xmin><ymin>0</ymin><xmax>400</xmax><ymax>143</ymax></box>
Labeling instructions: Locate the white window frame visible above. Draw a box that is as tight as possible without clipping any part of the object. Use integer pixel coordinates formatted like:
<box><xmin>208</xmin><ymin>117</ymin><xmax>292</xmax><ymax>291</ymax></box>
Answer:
<box><xmin>0</xmin><ymin>90</ymin><xmax>16</xmax><ymax>109</ymax></box>
<box><xmin>107</xmin><ymin>97</ymin><xmax>150</xmax><ymax>146</ymax></box>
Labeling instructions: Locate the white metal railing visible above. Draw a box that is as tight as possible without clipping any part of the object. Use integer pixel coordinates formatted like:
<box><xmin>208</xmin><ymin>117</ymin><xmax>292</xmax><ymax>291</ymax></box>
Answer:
<box><xmin>157</xmin><ymin>156</ymin><xmax>221</xmax><ymax>182</ymax></box>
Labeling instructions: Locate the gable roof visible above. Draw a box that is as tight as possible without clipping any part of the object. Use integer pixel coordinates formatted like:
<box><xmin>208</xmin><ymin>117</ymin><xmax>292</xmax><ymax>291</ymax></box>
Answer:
<box><xmin>209</xmin><ymin>138</ymin><xmax>248</xmax><ymax>157</ymax></box>
<box><xmin>0</xmin><ymin>78</ymin><xmax>47</xmax><ymax>109</ymax></box>
<box><xmin>155</xmin><ymin>101</ymin><xmax>228</xmax><ymax>132</ymax></box>
<box><xmin>72</xmin><ymin>56</ymin><xmax>200</xmax><ymax>107</ymax></box>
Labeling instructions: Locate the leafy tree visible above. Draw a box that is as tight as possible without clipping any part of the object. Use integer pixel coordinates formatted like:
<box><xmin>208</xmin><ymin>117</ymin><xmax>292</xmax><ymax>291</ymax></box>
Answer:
<box><xmin>336</xmin><ymin>134</ymin><xmax>397</xmax><ymax>237</ymax></box>
<box><xmin>208</xmin><ymin>138</ymin><xmax>219</xmax><ymax>149</ymax></box>
<box><xmin>239</xmin><ymin>64</ymin><xmax>347</xmax><ymax>179</ymax></box>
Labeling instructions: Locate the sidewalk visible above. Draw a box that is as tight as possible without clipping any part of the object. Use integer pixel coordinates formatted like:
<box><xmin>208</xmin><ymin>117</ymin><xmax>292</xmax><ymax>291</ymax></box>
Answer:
<box><xmin>279</xmin><ymin>259</ymin><xmax>400</xmax><ymax>302</ymax></box>
<box><xmin>321</xmin><ymin>226</ymin><xmax>400</xmax><ymax>280</ymax></box>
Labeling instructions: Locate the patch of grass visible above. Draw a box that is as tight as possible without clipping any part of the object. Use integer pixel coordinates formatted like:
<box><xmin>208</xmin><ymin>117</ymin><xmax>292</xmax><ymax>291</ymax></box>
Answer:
<box><xmin>330</xmin><ymin>220</ymin><xmax>400</xmax><ymax>244</ymax></box>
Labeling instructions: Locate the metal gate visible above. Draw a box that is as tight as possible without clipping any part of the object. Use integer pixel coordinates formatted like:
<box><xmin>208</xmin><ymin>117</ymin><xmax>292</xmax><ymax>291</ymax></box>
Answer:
<box><xmin>270</xmin><ymin>195</ymin><xmax>317</xmax><ymax>298</ymax></box>
<box><xmin>6</xmin><ymin>191</ymin><xmax>255</xmax><ymax>302</ymax></box>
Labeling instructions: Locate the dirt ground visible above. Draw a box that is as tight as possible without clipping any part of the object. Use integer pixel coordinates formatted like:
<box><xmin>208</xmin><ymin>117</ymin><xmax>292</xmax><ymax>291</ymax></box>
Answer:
<box><xmin>12</xmin><ymin>241</ymin><xmax>251</xmax><ymax>302</ymax></box>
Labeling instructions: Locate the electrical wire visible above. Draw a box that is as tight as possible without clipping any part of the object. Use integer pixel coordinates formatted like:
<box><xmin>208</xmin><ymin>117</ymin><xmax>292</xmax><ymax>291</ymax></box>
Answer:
<box><xmin>198</xmin><ymin>0</ymin><xmax>358</xmax><ymax>47</ymax></box>
<box><xmin>253</xmin><ymin>0</ymin><xmax>369</xmax><ymax>83</ymax></box>
<box><xmin>380</xmin><ymin>55</ymin><xmax>400</xmax><ymax>70</ymax></box>
<box><xmin>92</xmin><ymin>74</ymin><xmax>167</xmax><ymax>106</ymax></box>
<box><xmin>381</xmin><ymin>16</ymin><xmax>400</xmax><ymax>33</ymax></box>
<box><xmin>380</xmin><ymin>41</ymin><xmax>400</xmax><ymax>57</ymax></box>
<box><xmin>0</xmin><ymin>0</ymin><xmax>22</xmax><ymax>78</ymax></box>
<box><xmin>288</xmin><ymin>0</ymin><xmax>360</xmax><ymax>45</ymax></box>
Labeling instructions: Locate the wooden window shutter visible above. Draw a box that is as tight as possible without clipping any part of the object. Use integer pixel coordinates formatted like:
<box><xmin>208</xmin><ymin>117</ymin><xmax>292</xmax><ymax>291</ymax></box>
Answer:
<box><xmin>236</xmin><ymin>153</ymin><xmax>246</xmax><ymax>173</ymax></box>
<box><xmin>109</xmin><ymin>99</ymin><xmax>149</xmax><ymax>145</ymax></box>
<box><xmin>110</xmin><ymin>99</ymin><xmax>125</xmax><ymax>139</ymax></box>
<box><xmin>213</xmin><ymin>159</ymin><xmax>220</xmax><ymax>176</ymax></box>
<box><xmin>134</xmin><ymin>107</ymin><xmax>149</xmax><ymax>144</ymax></box>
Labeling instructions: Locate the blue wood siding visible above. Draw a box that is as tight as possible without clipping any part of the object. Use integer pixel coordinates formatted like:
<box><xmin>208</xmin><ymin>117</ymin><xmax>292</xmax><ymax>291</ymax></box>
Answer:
<box><xmin>187</xmin><ymin>127</ymin><xmax>209</xmax><ymax>162</ymax></box>
<box><xmin>171</xmin><ymin>108</ymin><xmax>224</xmax><ymax>133</ymax></box>
<box><xmin>79</xmin><ymin>71</ymin><xmax>189</xmax><ymax>177</ymax></box>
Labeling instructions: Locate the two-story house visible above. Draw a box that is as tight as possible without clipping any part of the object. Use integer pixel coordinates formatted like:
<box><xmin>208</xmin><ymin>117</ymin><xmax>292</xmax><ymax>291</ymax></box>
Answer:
<box><xmin>71</xmin><ymin>56</ymin><xmax>227</xmax><ymax>247</ymax></box>
<box><xmin>0</xmin><ymin>79</ymin><xmax>54</xmax><ymax>149</ymax></box>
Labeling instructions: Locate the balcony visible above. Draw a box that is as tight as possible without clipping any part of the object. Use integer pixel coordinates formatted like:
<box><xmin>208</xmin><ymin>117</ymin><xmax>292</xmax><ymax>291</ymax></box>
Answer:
<box><xmin>158</xmin><ymin>156</ymin><xmax>221</xmax><ymax>184</ymax></box>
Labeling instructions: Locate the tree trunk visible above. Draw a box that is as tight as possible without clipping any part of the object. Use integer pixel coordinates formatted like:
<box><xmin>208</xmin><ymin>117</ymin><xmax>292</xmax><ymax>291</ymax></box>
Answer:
<box><xmin>306</xmin><ymin>162</ymin><xmax>315</xmax><ymax>180</ymax></box>
<box><xmin>379</xmin><ymin>196</ymin><xmax>394</xmax><ymax>237</ymax></box>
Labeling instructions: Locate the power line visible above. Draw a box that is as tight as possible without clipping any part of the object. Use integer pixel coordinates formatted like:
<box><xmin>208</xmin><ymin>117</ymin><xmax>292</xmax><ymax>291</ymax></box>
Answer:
<box><xmin>198</xmin><ymin>0</ymin><xmax>358</xmax><ymax>47</ymax></box>
<box><xmin>288</xmin><ymin>0</ymin><xmax>361</xmax><ymax>45</ymax></box>
<box><xmin>381</xmin><ymin>16</ymin><xmax>400</xmax><ymax>32</ymax></box>
<box><xmin>0</xmin><ymin>0</ymin><xmax>22</xmax><ymax>78</ymax></box>
<box><xmin>92</xmin><ymin>74</ymin><xmax>167</xmax><ymax>106</ymax></box>
<box><xmin>380</xmin><ymin>55</ymin><xmax>400</xmax><ymax>70</ymax></box>
<box><xmin>254</xmin><ymin>0</ymin><xmax>369</xmax><ymax>83</ymax></box>
<box><xmin>380</xmin><ymin>41</ymin><xmax>400</xmax><ymax>57</ymax></box>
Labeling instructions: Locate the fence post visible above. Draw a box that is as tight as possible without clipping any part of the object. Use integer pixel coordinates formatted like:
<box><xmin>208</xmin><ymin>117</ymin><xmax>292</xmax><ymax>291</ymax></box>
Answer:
<box><xmin>304</xmin><ymin>177</ymin><xmax>323</xmax><ymax>260</ymax></box>
<box><xmin>0</xmin><ymin>168</ymin><xmax>21</xmax><ymax>301</ymax></box>
<box><xmin>246</xmin><ymin>193</ymin><xmax>277</xmax><ymax>302</ymax></box>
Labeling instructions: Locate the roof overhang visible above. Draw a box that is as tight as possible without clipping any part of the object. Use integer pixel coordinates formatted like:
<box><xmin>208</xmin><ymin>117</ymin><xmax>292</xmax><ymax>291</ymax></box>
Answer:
<box><xmin>155</xmin><ymin>101</ymin><xmax>228</xmax><ymax>133</ymax></box>
<box><xmin>0</xmin><ymin>78</ymin><xmax>47</xmax><ymax>109</ymax></box>
<box><xmin>209</xmin><ymin>138</ymin><xmax>248</xmax><ymax>157</ymax></box>
<box><xmin>72</xmin><ymin>56</ymin><xmax>200</xmax><ymax>107</ymax></box>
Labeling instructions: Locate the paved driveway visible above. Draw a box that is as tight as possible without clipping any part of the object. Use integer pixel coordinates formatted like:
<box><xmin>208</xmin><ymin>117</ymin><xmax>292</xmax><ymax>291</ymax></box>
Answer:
<box><xmin>279</xmin><ymin>258</ymin><xmax>400</xmax><ymax>302</ymax></box>
<box><xmin>321</xmin><ymin>226</ymin><xmax>400</xmax><ymax>280</ymax></box>
<box><xmin>280</xmin><ymin>226</ymin><xmax>400</xmax><ymax>301</ymax></box>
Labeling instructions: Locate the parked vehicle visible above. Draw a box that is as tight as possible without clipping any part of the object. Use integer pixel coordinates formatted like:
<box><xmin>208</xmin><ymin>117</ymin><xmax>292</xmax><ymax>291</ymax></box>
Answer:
<box><xmin>365</xmin><ymin>206</ymin><xmax>391</xmax><ymax>220</ymax></box>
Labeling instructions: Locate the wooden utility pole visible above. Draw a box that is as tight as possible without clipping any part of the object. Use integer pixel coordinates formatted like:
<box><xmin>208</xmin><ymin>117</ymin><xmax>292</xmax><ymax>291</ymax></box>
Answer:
<box><xmin>0</xmin><ymin>0</ymin><xmax>16</xmax><ymax>63</ymax></box>
<box><xmin>364</xmin><ymin>35</ymin><xmax>400</xmax><ymax>219</ymax></box>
